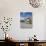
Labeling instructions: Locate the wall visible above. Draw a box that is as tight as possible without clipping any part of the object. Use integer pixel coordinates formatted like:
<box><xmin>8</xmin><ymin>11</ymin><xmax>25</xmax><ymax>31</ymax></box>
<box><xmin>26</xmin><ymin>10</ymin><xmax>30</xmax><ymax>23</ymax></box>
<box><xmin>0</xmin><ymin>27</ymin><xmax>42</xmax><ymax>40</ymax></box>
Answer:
<box><xmin>0</xmin><ymin>0</ymin><xmax>46</xmax><ymax>40</ymax></box>
<box><xmin>44</xmin><ymin>14</ymin><xmax>46</xmax><ymax>40</ymax></box>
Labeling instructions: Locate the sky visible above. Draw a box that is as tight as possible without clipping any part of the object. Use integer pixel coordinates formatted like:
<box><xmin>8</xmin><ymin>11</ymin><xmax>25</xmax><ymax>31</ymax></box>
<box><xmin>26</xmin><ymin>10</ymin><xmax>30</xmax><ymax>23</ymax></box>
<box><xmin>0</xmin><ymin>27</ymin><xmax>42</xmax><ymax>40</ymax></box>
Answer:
<box><xmin>20</xmin><ymin>12</ymin><xmax>32</xmax><ymax>17</ymax></box>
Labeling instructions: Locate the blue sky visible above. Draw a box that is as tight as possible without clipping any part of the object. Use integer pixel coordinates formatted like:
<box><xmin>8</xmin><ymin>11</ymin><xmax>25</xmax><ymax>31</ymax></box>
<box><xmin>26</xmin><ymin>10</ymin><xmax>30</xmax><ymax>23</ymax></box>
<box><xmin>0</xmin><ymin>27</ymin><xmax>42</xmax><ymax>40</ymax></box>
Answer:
<box><xmin>20</xmin><ymin>12</ymin><xmax>32</xmax><ymax>17</ymax></box>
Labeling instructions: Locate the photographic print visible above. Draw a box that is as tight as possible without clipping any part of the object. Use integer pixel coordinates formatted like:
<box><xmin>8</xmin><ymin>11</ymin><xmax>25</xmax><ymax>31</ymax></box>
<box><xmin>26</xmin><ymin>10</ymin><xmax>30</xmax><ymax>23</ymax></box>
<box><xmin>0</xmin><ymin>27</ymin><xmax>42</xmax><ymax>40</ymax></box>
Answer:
<box><xmin>20</xmin><ymin>12</ymin><xmax>32</xmax><ymax>28</ymax></box>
